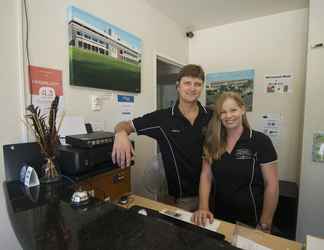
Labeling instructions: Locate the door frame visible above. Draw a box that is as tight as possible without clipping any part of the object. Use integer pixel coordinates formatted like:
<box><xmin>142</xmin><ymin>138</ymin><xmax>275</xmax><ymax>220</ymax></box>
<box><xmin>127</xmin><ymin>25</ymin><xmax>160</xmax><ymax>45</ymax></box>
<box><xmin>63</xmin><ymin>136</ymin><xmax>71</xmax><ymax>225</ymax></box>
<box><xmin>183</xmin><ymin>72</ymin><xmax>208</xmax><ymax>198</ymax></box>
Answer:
<box><xmin>153</xmin><ymin>51</ymin><xmax>184</xmax><ymax>111</ymax></box>
<box><xmin>153</xmin><ymin>51</ymin><xmax>185</xmax><ymax>153</ymax></box>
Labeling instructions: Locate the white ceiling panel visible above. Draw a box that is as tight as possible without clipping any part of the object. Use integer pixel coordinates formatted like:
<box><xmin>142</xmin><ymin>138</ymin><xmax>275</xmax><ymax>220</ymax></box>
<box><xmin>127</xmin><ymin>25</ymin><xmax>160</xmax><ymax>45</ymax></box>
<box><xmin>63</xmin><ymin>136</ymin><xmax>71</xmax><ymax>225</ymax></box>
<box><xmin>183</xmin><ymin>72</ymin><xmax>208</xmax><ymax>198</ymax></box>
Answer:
<box><xmin>145</xmin><ymin>0</ymin><xmax>308</xmax><ymax>31</ymax></box>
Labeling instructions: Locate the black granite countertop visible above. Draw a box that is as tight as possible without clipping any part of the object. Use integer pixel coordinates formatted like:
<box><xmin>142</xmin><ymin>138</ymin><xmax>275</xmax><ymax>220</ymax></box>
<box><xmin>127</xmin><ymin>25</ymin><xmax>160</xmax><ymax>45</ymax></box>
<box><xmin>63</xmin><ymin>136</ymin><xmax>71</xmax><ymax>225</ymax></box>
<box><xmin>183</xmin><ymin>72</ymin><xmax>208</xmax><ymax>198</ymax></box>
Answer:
<box><xmin>4</xmin><ymin>180</ymin><xmax>239</xmax><ymax>250</ymax></box>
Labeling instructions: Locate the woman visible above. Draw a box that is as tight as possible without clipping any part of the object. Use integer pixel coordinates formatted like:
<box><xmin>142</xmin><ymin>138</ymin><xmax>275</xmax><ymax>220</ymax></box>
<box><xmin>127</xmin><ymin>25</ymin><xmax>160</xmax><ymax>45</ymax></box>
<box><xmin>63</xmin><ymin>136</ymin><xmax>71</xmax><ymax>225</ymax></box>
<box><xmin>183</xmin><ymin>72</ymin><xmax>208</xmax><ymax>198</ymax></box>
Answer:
<box><xmin>191</xmin><ymin>92</ymin><xmax>279</xmax><ymax>233</ymax></box>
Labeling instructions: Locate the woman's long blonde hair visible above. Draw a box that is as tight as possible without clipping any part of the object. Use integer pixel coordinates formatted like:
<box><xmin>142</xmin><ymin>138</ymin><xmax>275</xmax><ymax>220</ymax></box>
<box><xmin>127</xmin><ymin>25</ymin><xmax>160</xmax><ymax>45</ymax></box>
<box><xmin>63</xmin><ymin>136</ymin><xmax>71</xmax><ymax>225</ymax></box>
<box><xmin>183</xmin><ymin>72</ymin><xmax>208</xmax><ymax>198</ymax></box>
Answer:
<box><xmin>204</xmin><ymin>92</ymin><xmax>250</xmax><ymax>161</ymax></box>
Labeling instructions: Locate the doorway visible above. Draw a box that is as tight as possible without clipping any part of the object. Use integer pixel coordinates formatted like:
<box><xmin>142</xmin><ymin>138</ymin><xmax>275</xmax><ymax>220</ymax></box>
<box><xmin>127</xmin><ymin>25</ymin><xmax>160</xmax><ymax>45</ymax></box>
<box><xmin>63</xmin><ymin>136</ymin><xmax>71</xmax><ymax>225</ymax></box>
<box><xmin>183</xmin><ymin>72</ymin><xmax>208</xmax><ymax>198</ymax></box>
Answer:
<box><xmin>146</xmin><ymin>55</ymin><xmax>182</xmax><ymax>200</ymax></box>
<box><xmin>156</xmin><ymin>56</ymin><xmax>183</xmax><ymax>110</ymax></box>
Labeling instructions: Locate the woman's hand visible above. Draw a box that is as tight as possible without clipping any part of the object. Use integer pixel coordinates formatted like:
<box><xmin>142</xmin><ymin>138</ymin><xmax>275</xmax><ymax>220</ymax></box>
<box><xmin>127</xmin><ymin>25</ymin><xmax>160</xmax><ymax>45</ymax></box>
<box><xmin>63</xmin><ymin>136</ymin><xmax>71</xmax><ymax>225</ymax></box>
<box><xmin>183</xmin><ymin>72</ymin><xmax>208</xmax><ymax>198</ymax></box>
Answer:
<box><xmin>191</xmin><ymin>209</ymin><xmax>214</xmax><ymax>227</ymax></box>
<box><xmin>256</xmin><ymin>223</ymin><xmax>271</xmax><ymax>234</ymax></box>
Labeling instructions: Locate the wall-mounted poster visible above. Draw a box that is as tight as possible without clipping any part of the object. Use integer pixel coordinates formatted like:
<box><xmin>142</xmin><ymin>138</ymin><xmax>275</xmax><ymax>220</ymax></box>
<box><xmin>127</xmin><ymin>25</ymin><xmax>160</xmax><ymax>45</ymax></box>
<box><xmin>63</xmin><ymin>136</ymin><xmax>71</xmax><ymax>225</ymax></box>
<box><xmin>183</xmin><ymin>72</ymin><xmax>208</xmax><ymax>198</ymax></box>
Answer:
<box><xmin>116</xmin><ymin>95</ymin><xmax>135</xmax><ymax>122</ymax></box>
<box><xmin>312</xmin><ymin>132</ymin><xmax>324</xmax><ymax>163</ymax></box>
<box><xmin>68</xmin><ymin>6</ymin><xmax>142</xmax><ymax>93</ymax></box>
<box><xmin>206</xmin><ymin>69</ymin><xmax>254</xmax><ymax>111</ymax></box>
<box><xmin>29</xmin><ymin>65</ymin><xmax>64</xmax><ymax>116</ymax></box>
<box><xmin>264</xmin><ymin>74</ymin><xmax>292</xmax><ymax>94</ymax></box>
<box><xmin>255</xmin><ymin>113</ymin><xmax>282</xmax><ymax>147</ymax></box>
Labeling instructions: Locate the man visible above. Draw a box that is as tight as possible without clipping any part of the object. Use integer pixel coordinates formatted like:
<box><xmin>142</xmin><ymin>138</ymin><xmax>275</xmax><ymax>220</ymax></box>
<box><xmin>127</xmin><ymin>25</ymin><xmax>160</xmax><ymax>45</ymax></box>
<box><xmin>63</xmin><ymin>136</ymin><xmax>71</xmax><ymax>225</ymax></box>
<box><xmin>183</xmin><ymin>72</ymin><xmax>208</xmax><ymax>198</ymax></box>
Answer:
<box><xmin>112</xmin><ymin>64</ymin><xmax>212</xmax><ymax>211</ymax></box>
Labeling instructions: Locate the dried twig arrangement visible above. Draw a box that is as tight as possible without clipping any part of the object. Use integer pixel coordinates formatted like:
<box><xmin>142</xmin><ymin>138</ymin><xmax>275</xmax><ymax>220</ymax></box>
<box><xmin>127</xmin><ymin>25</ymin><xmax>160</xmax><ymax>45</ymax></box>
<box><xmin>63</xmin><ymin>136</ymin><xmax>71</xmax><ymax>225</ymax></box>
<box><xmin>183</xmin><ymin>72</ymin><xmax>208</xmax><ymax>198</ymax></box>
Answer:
<box><xmin>24</xmin><ymin>96</ymin><xmax>62</xmax><ymax>179</ymax></box>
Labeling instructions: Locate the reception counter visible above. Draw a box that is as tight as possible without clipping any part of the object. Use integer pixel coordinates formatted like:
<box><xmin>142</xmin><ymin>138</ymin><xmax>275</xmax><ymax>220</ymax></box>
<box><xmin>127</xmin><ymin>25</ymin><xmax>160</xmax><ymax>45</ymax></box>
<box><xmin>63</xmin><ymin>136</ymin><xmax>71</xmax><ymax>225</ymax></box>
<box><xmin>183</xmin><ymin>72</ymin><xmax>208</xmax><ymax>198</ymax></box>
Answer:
<box><xmin>4</xmin><ymin>180</ymin><xmax>239</xmax><ymax>250</ymax></box>
<box><xmin>120</xmin><ymin>195</ymin><xmax>303</xmax><ymax>250</ymax></box>
<box><xmin>4</xmin><ymin>180</ymin><xmax>302</xmax><ymax>250</ymax></box>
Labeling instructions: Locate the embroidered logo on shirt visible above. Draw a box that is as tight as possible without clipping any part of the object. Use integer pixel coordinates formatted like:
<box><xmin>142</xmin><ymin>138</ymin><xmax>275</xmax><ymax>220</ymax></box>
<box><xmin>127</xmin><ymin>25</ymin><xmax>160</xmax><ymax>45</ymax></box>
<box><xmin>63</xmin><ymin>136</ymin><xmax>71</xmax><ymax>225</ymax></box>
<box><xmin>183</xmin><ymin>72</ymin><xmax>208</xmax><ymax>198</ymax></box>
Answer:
<box><xmin>234</xmin><ymin>148</ymin><xmax>253</xmax><ymax>160</ymax></box>
<box><xmin>170</xmin><ymin>129</ymin><xmax>181</xmax><ymax>133</ymax></box>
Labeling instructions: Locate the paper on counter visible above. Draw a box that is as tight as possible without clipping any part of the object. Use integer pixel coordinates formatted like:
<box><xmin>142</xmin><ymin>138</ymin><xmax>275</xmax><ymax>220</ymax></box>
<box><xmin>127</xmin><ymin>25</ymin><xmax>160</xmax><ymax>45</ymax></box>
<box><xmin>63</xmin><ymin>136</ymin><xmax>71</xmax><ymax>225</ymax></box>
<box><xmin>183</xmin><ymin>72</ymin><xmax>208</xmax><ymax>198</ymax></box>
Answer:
<box><xmin>307</xmin><ymin>235</ymin><xmax>324</xmax><ymax>250</ymax></box>
<box><xmin>235</xmin><ymin>235</ymin><xmax>272</xmax><ymax>250</ymax></box>
<box><xmin>159</xmin><ymin>209</ymin><xmax>220</xmax><ymax>232</ymax></box>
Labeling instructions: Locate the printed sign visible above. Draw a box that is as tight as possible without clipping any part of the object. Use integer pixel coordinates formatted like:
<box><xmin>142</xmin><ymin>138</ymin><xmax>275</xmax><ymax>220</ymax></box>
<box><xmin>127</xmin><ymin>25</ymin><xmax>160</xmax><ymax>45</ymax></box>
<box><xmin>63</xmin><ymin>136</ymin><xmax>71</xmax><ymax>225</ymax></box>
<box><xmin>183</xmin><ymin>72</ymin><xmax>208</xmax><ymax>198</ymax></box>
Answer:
<box><xmin>29</xmin><ymin>65</ymin><xmax>64</xmax><ymax>115</ymax></box>
<box><xmin>264</xmin><ymin>74</ymin><xmax>292</xmax><ymax>94</ymax></box>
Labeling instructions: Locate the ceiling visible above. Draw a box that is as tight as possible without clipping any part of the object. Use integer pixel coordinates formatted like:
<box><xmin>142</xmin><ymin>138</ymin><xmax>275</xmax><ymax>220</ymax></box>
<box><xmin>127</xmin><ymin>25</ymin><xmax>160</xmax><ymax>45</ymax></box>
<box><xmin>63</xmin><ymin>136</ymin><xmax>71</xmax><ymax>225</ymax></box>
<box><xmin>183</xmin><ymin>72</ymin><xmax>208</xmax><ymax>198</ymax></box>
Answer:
<box><xmin>145</xmin><ymin>0</ymin><xmax>308</xmax><ymax>31</ymax></box>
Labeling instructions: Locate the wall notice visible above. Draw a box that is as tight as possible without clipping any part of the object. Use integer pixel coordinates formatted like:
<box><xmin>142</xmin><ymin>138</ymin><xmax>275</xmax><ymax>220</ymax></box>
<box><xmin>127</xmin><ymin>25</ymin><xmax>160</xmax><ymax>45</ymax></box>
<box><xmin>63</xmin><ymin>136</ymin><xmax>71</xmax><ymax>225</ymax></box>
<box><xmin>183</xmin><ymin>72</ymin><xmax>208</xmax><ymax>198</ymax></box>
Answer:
<box><xmin>264</xmin><ymin>74</ymin><xmax>292</xmax><ymax>94</ymax></box>
<box><xmin>116</xmin><ymin>95</ymin><xmax>134</xmax><ymax>121</ymax></box>
<box><xmin>255</xmin><ymin>113</ymin><xmax>282</xmax><ymax>147</ymax></box>
<box><xmin>29</xmin><ymin>65</ymin><xmax>64</xmax><ymax>115</ymax></box>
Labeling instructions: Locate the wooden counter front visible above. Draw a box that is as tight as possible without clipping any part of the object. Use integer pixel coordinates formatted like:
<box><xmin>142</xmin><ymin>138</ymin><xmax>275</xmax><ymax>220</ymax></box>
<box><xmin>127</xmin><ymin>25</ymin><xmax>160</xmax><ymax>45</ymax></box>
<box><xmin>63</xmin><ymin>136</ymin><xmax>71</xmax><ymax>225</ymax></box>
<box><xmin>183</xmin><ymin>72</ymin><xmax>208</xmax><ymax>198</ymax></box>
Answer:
<box><xmin>79</xmin><ymin>167</ymin><xmax>131</xmax><ymax>201</ymax></box>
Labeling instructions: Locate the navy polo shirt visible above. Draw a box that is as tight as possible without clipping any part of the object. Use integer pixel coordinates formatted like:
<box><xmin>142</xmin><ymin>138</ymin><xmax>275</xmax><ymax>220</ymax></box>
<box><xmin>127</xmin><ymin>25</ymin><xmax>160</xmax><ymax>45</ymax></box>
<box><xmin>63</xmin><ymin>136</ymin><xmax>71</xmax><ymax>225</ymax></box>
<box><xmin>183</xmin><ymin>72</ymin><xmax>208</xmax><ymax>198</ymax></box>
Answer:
<box><xmin>132</xmin><ymin>101</ymin><xmax>212</xmax><ymax>198</ymax></box>
<box><xmin>211</xmin><ymin>128</ymin><xmax>277</xmax><ymax>226</ymax></box>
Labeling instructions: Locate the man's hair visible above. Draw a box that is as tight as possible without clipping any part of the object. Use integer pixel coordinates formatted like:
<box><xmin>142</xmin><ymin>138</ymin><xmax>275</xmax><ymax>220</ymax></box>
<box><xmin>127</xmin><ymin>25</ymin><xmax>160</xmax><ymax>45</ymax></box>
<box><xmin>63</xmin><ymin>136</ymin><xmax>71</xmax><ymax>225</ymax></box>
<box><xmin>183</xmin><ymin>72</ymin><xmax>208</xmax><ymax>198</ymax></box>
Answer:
<box><xmin>177</xmin><ymin>64</ymin><xmax>205</xmax><ymax>83</ymax></box>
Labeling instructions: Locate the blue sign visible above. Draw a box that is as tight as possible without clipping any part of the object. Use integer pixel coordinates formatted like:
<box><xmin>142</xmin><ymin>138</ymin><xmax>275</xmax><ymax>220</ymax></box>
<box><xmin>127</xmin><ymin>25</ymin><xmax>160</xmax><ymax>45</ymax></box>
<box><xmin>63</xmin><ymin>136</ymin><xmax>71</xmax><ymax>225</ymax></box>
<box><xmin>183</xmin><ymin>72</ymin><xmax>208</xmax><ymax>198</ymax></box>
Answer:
<box><xmin>117</xmin><ymin>95</ymin><xmax>134</xmax><ymax>103</ymax></box>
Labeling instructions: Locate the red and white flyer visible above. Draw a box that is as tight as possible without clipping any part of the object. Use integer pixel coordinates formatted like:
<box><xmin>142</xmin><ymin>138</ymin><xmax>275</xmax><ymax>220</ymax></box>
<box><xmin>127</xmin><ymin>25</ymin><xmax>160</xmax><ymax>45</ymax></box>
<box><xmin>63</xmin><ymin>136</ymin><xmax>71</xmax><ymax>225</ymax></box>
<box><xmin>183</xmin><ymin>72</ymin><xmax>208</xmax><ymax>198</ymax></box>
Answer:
<box><xmin>29</xmin><ymin>65</ymin><xmax>64</xmax><ymax>115</ymax></box>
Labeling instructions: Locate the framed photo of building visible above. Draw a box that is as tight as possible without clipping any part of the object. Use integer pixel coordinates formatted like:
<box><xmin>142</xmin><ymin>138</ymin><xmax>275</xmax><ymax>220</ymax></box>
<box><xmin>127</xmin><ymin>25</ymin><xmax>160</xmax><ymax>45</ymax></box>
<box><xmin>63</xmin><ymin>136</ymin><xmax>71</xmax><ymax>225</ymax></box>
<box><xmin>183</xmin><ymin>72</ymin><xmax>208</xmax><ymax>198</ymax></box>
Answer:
<box><xmin>206</xmin><ymin>69</ymin><xmax>254</xmax><ymax>111</ymax></box>
<box><xmin>68</xmin><ymin>6</ymin><xmax>142</xmax><ymax>93</ymax></box>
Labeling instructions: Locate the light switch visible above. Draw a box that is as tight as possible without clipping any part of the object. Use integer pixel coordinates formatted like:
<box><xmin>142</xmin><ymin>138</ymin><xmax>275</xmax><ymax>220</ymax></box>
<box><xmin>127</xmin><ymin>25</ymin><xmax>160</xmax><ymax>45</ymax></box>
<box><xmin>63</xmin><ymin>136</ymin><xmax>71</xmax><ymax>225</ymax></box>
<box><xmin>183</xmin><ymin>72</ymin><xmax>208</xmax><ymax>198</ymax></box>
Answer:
<box><xmin>91</xmin><ymin>95</ymin><xmax>101</xmax><ymax>111</ymax></box>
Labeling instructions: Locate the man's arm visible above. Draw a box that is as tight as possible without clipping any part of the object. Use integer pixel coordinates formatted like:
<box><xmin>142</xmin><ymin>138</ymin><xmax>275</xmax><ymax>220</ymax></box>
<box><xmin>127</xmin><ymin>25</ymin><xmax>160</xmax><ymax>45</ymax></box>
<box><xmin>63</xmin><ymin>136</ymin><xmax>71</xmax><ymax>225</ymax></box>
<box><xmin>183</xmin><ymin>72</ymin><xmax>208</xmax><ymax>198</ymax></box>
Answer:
<box><xmin>112</xmin><ymin>121</ymin><xmax>135</xmax><ymax>168</ymax></box>
<box><xmin>259</xmin><ymin>162</ymin><xmax>279</xmax><ymax>233</ymax></box>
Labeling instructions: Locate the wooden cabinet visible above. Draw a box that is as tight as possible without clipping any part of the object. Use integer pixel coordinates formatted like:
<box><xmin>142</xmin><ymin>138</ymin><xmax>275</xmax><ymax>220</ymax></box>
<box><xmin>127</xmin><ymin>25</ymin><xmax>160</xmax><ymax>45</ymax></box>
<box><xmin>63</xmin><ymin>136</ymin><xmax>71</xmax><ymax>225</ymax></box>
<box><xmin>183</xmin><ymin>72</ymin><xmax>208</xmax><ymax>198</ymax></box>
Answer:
<box><xmin>79</xmin><ymin>167</ymin><xmax>131</xmax><ymax>202</ymax></box>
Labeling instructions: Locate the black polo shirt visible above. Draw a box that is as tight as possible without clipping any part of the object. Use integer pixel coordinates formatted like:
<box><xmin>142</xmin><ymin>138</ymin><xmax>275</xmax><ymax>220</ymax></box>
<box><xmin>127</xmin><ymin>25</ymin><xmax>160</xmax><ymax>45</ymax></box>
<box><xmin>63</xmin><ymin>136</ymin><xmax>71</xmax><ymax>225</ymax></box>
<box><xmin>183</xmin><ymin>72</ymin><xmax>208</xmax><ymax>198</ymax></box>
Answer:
<box><xmin>132</xmin><ymin>101</ymin><xmax>212</xmax><ymax>198</ymax></box>
<box><xmin>211</xmin><ymin>128</ymin><xmax>277</xmax><ymax>226</ymax></box>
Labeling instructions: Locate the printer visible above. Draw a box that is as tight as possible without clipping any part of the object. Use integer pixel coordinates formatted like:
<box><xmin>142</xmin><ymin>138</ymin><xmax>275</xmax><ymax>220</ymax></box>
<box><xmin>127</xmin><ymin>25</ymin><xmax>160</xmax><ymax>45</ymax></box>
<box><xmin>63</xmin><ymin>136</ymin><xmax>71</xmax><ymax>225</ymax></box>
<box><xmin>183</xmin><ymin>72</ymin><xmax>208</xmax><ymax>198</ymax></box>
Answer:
<box><xmin>57</xmin><ymin>131</ymin><xmax>116</xmax><ymax>176</ymax></box>
<box><xmin>57</xmin><ymin>131</ymin><xmax>132</xmax><ymax>201</ymax></box>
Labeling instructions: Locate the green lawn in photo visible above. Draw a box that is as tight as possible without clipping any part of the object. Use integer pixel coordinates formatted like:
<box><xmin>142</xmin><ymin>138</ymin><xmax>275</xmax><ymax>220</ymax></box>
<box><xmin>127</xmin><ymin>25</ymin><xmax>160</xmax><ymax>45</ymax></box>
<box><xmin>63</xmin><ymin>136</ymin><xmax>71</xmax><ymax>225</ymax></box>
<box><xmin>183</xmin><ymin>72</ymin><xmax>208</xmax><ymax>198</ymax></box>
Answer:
<box><xmin>69</xmin><ymin>47</ymin><xmax>140</xmax><ymax>92</ymax></box>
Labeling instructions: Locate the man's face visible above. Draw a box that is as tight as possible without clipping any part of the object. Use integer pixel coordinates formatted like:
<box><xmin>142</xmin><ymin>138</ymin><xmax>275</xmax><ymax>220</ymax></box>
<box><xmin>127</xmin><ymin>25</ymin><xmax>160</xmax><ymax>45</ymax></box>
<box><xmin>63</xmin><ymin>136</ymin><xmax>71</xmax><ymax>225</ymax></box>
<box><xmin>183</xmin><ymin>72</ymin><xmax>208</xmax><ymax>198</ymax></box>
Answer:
<box><xmin>177</xmin><ymin>76</ymin><xmax>203</xmax><ymax>103</ymax></box>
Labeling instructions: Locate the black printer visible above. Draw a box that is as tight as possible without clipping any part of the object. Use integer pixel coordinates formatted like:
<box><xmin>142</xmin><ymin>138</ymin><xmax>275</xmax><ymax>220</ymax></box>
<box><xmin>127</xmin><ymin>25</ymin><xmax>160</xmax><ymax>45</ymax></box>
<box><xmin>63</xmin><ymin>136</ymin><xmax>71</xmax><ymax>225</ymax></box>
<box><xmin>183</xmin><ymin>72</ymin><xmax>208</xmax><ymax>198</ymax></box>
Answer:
<box><xmin>57</xmin><ymin>132</ymin><xmax>115</xmax><ymax>176</ymax></box>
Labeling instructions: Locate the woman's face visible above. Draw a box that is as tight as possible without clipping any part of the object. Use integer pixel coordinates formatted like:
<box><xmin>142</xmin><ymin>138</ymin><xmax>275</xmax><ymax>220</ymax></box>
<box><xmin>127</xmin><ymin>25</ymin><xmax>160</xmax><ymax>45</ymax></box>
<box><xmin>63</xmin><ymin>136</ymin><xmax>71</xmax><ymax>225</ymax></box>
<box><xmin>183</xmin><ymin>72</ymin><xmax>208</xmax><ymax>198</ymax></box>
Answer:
<box><xmin>219</xmin><ymin>98</ymin><xmax>245</xmax><ymax>130</ymax></box>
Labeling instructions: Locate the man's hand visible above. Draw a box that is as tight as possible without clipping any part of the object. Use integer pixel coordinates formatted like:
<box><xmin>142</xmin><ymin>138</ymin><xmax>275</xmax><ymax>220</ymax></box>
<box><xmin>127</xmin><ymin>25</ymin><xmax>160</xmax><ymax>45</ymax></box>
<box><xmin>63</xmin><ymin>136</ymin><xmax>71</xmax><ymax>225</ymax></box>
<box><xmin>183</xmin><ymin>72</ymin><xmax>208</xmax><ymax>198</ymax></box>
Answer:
<box><xmin>112</xmin><ymin>131</ymin><xmax>135</xmax><ymax>168</ymax></box>
<box><xmin>191</xmin><ymin>209</ymin><xmax>214</xmax><ymax>227</ymax></box>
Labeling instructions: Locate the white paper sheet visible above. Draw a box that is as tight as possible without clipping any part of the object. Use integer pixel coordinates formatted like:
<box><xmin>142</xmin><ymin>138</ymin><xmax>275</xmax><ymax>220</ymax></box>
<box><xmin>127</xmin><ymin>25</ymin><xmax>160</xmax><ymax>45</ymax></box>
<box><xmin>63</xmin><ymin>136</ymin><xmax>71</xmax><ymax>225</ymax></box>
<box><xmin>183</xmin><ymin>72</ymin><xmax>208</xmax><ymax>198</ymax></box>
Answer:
<box><xmin>255</xmin><ymin>113</ymin><xmax>282</xmax><ymax>147</ymax></box>
<box><xmin>236</xmin><ymin>235</ymin><xmax>272</xmax><ymax>250</ymax></box>
<box><xmin>159</xmin><ymin>209</ymin><xmax>220</xmax><ymax>232</ymax></box>
<box><xmin>307</xmin><ymin>235</ymin><xmax>324</xmax><ymax>250</ymax></box>
<box><xmin>264</xmin><ymin>74</ymin><xmax>292</xmax><ymax>94</ymax></box>
<box><xmin>116</xmin><ymin>95</ymin><xmax>135</xmax><ymax>122</ymax></box>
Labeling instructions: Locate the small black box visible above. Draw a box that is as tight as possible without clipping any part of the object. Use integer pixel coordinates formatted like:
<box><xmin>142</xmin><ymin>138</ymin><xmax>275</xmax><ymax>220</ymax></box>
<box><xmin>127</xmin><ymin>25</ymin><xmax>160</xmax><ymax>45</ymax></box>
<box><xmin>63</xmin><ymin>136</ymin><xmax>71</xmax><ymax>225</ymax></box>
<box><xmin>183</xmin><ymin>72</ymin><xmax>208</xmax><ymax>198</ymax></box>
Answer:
<box><xmin>65</xmin><ymin>131</ymin><xmax>114</xmax><ymax>148</ymax></box>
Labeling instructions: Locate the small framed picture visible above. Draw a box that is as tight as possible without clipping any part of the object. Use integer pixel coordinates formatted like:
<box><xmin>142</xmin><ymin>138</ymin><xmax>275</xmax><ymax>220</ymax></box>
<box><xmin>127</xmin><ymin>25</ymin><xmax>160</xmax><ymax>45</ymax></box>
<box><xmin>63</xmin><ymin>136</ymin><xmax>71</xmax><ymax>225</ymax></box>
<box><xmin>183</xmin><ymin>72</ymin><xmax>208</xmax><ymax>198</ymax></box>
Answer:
<box><xmin>312</xmin><ymin>132</ymin><xmax>324</xmax><ymax>162</ymax></box>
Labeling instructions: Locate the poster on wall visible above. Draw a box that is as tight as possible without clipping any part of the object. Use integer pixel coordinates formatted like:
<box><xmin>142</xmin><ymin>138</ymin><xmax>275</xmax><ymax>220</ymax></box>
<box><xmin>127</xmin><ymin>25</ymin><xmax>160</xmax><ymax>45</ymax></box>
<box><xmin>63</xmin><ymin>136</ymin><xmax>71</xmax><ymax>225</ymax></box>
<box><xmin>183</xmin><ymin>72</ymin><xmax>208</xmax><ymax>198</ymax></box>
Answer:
<box><xmin>206</xmin><ymin>69</ymin><xmax>254</xmax><ymax>111</ymax></box>
<box><xmin>264</xmin><ymin>74</ymin><xmax>292</xmax><ymax>94</ymax></box>
<box><xmin>68</xmin><ymin>6</ymin><xmax>142</xmax><ymax>93</ymax></box>
<box><xmin>312</xmin><ymin>132</ymin><xmax>324</xmax><ymax>163</ymax></box>
<box><xmin>116</xmin><ymin>95</ymin><xmax>134</xmax><ymax>122</ymax></box>
<box><xmin>29</xmin><ymin>65</ymin><xmax>64</xmax><ymax>115</ymax></box>
<box><xmin>255</xmin><ymin>113</ymin><xmax>282</xmax><ymax>147</ymax></box>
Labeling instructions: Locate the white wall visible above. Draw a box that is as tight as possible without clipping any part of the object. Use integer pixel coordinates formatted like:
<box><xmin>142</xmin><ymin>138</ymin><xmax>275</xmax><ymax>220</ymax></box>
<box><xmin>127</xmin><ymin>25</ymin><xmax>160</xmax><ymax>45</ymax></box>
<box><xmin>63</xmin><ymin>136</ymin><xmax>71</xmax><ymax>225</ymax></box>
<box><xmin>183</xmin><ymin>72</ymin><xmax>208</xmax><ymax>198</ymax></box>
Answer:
<box><xmin>0</xmin><ymin>0</ymin><xmax>188</xmax><ymax>248</ymax></box>
<box><xmin>297</xmin><ymin>0</ymin><xmax>324</xmax><ymax>241</ymax></box>
<box><xmin>0</xmin><ymin>0</ymin><xmax>26</xmax><ymax>249</ymax></box>
<box><xmin>189</xmin><ymin>9</ymin><xmax>308</xmax><ymax>183</ymax></box>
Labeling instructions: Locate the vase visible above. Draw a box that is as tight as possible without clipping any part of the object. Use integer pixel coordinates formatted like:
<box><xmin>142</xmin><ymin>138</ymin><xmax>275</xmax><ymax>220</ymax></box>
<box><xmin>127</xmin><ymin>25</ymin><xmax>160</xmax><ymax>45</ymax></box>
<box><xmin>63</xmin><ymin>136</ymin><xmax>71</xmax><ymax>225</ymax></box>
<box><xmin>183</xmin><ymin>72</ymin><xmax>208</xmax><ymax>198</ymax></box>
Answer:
<box><xmin>40</xmin><ymin>157</ymin><xmax>62</xmax><ymax>184</ymax></box>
